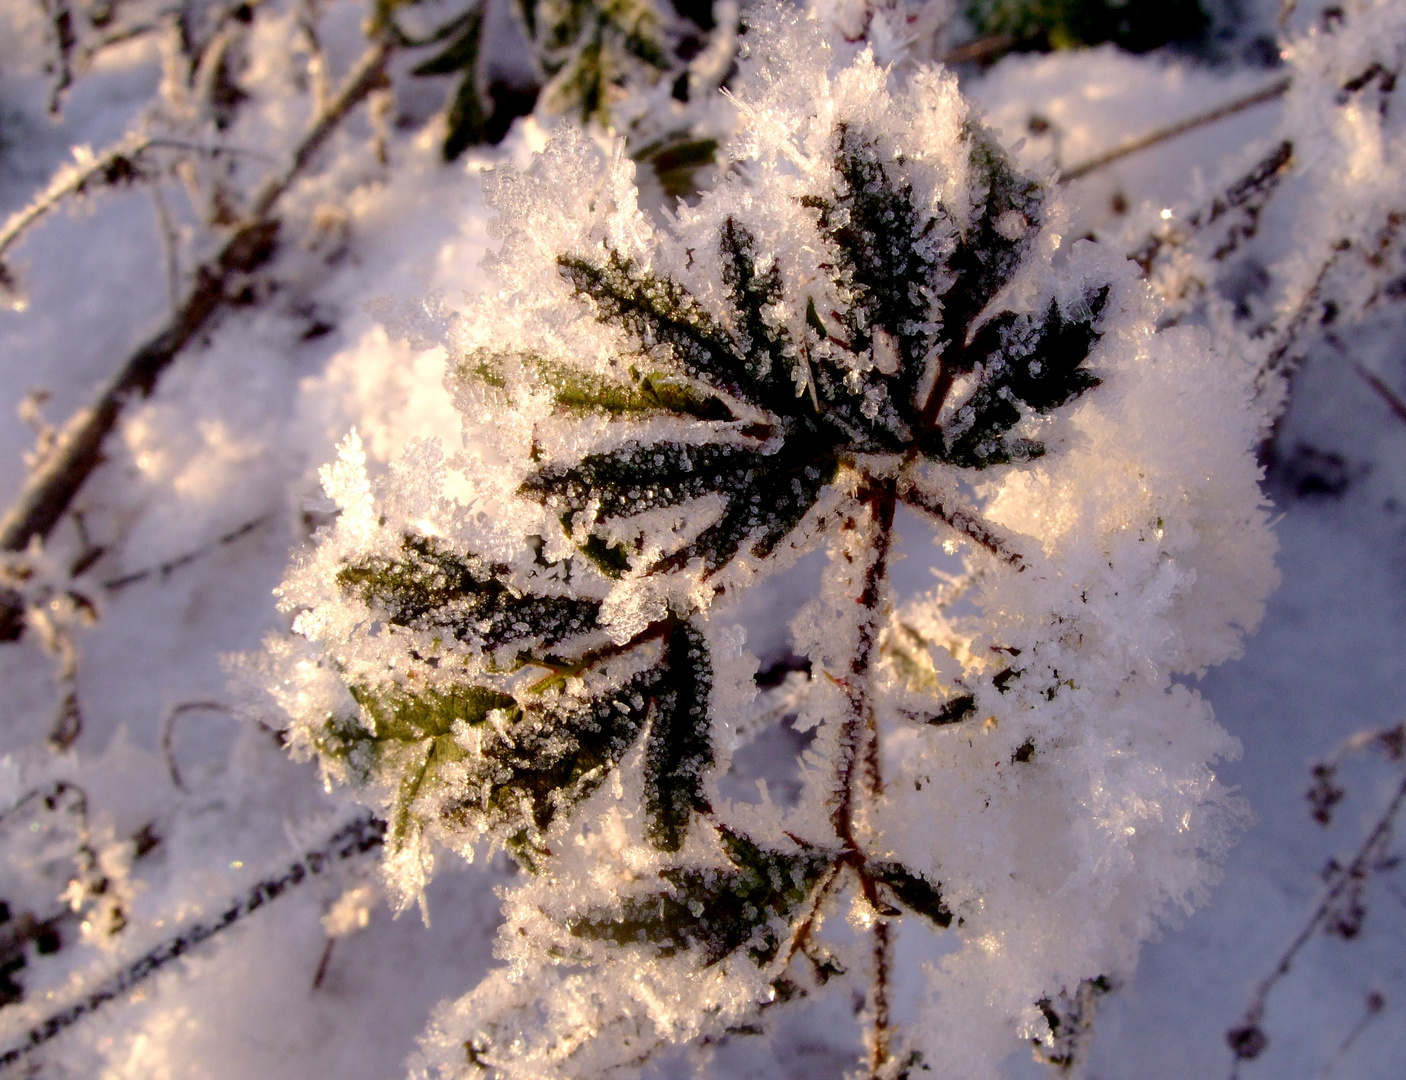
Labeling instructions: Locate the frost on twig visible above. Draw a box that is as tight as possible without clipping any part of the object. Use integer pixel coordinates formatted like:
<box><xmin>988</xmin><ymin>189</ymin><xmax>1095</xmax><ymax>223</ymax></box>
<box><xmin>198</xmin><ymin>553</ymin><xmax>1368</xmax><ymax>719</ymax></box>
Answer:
<box><xmin>255</xmin><ymin>7</ymin><xmax>1278</xmax><ymax>1079</ymax></box>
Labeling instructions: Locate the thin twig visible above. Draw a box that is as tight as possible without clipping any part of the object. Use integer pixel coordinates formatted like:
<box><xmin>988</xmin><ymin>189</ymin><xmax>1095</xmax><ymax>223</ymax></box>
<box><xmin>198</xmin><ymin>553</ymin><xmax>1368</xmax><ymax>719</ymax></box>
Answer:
<box><xmin>1355</xmin><ymin>363</ymin><xmax>1406</xmax><ymax>426</ymax></box>
<box><xmin>42</xmin><ymin>0</ymin><xmax>78</xmax><ymax>112</ymax></box>
<box><xmin>1227</xmin><ymin>766</ymin><xmax>1406</xmax><ymax>1078</ymax></box>
<box><xmin>1310</xmin><ymin>990</ymin><xmax>1386</xmax><ymax>1080</ymax></box>
<box><xmin>102</xmin><ymin>513</ymin><xmax>271</xmax><ymax>591</ymax></box>
<box><xmin>939</xmin><ymin>34</ymin><xmax>1017</xmax><ymax>66</ymax></box>
<box><xmin>1059</xmin><ymin>77</ymin><xmax>1292</xmax><ymax>184</ymax></box>
<box><xmin>149</xmin><ymin>182</ymin><xmax>181</xmax><ymax>317</ymax></box>
<box><xmin>0</xmin><ymin>814</ymin><xmax>385</xmax><ymax>1072</ymax></box>
<box><xmin>0</xmin><ymin>37</ymin><xmax>393</xmax><ymax>556</ymax></box>
<box><xmin>1129</xmin><ymin>140</ymin><xmax>1295</xmax><ymax>281</ymax></box>
<box><xmin>1258</xmin><ymin>240</ymin><xmax>1352</xmax><ymax>396</ymax></box>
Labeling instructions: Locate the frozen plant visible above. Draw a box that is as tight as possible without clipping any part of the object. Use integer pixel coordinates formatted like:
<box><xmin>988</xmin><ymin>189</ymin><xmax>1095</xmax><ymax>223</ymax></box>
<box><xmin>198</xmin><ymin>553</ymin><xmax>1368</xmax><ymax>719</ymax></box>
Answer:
<box><xmin>257</xmin><ymin>7</ymin><xmax>1279</xmax><ymax>1078</ymax></box>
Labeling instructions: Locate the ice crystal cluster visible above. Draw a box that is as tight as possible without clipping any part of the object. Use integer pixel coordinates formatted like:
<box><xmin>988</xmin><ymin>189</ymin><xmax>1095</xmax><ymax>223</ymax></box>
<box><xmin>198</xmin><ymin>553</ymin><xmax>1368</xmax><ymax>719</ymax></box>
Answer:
<box><xmin>258</xmin><ymin>8</ymin><xmax>1279</xmax><ymax>1078</ymax></box>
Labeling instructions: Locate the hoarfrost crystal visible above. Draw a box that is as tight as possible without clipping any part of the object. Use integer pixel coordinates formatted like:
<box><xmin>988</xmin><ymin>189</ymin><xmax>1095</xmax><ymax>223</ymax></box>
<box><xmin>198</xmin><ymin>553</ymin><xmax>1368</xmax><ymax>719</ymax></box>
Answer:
<box><xmin>253</xmin><ymin>8</ymin><xmax>1278</xmax><ymax>1078</ymax></box>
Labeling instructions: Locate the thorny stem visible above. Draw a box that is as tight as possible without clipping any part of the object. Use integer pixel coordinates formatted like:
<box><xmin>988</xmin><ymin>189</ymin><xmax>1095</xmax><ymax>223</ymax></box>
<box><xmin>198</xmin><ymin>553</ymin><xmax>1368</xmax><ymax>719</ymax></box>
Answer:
<box><xmin>1227</xmin><ymin>764</ymin><xmax>1406</xmax><ymax>1079</ymax></box>
<box><xmin>0</xmin><ymin>37</ymin><xmax>394</xmax><ymax>558</ymax></box>
<box><xmin>828</xmin><ymin>478</ymin><xmax>898</xmax><ymax>1079</ymax></box>
<box><xmin>869</xmin><ymin>919</ymin><xmax>894</xmax><ymax>1077</ymax></box>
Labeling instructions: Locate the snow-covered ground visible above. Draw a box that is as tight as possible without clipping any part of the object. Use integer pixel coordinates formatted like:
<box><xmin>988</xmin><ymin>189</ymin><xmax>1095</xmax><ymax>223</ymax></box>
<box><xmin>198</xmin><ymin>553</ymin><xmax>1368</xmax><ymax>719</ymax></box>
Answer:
<box><xmin>2</xmin><ymin>0</ymin><xmax>1404</xmax><ymax>1077</ymax></box>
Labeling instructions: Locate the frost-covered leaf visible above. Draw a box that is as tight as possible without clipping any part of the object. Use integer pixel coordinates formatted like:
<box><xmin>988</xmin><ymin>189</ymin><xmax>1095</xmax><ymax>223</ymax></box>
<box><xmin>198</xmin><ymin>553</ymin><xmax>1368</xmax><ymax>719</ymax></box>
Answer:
<box><xmin>934</xmin><ymin>289</ymin><xmax>1108</xmax><ymax>467</ymax></box>
<box><xmin>567</xmin><ymin>829</ymin><xmax>831</xmax><ymax>965</ymax></box>
<box><xmin>641</xmin><ymin>621</ymin><xmax>713</xmax><ymax>851</ymax></box>
<box><xmin>337</xmin><ymin>535</ymin><xmax>601</xmax><ymax>653</ymax></box>
<box><xmin>871</xmin><ymin>862</ymin><xmax>954</xmax><ymax>929</ymax></box>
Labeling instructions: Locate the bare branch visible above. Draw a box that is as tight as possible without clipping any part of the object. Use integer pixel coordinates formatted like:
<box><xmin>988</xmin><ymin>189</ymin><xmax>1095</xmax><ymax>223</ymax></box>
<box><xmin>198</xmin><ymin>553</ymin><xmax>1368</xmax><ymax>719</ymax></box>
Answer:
<box><xmin>1258</xmin><ymin>239</ymin><xmax>1352</xmax><ymax>396</ymax></box>
<box><xmin>939</xmin><ymin>34</ymin><xmax>1017</xmax><ymax>66</ymax></box>
<box><xmin>148</xmin><ymin>182</ymin><xmax>181</xmax><ymax>316</ymax></box>
<box><xmin>1059</xmin><ymin>77</ymin><xmax>1292</xmax><ymax>185</ymax></box>
<box><xmin>0</xmin><ymin>38</ymin><xmax>393</xmax><ymax>556</ymax></box>
<box><xmin>1355</xmin><ymin>363</ymin><xmax>1406</xmax><ymax>427</ymax></box>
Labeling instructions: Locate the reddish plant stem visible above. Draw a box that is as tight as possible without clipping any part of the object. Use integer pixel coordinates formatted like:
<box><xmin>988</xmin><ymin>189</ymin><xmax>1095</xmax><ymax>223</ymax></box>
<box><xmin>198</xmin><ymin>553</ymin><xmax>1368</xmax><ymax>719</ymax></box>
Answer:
<box><xmin>827</xmin><ymin>479</ymin><xmax>898</xmax><ymax>1079</ymax></box>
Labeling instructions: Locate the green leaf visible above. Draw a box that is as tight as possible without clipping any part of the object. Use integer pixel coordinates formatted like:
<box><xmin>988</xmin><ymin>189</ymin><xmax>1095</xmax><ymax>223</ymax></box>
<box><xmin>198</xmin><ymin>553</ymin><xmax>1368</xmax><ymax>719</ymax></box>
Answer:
<box><xmin>438</xmin><ymin>663</ymin><xmax>670</xmax><ymax>855</ymax></box>
<box><xmin>457</xmin><ymin>349</ymin><xmax>732</xmax><ymax>420</ymax></box>
<box><xmin>407</xmin><ymin>9</ymin><xmax>493</xmax><ymax>161</ymax></box>
<box><xmin>642</xmin><ymin>622</ymin><xmax>714</xmax><ymax>851</ymax></box>
<box><xmin>937</xmin><ymin>127</ymin><xmax>1046</xmax><ymax>370</ymax></box>
<box><xmin>718</xmin><ymin>217</ymin><xmax>799</xmax><ymax>415</ymax></box>
<box><xmin>337</xmin><ymin>535</ymin><xmax>601</xmax><ymax>652</ymax></box>
<box><xmin>330</xmin><ymin>682</ymin><xmax>517</xmax><ymax>850</ymax></box>
<box><xmin>352</xmin><ymin>682</ymin><xmax>517</xmax><ymax>742</ymax></box>
<box><xmin>568</xmin><ymin>829</ymin><xmax>831</xmax><ymax>964</ymax></box>
<box><xmin>656</xmin><ymin>443</ymin><xmax>837</xmax><ymax>573</ymax></box>
<box><xmin>410</xmin><ymin>10</ymin><xmax>482</xmax><ymax>76</ymax></box>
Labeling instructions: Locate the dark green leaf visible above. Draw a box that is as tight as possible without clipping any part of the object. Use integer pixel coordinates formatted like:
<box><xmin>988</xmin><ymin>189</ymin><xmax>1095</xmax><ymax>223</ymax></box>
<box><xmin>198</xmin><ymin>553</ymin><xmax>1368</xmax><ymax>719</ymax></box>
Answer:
<box><xmin>441</xmin><ymin>663</ymin><xmax>667</xmax><ymax>851</ymax></box>
<box><xmin>871</xmin><ymin>863</ymin><xmax>954</xmax><ymax>929</ymax></box>
<box><xmin>656</xmin><ymin>443</ymin><xmax>837</xmax><ymax>573</ymax></box>
<box><xmin>804</xmin><ymin>126</ymin><xmax>943</xmax><ymax>427</ymax></box>
<box><xmin>568</xmin><ymin>829</ymin><xmax>831</xmax><ymax>964</ymax></box>
<box><xmin>933</xmin><ymin>289</ymin><xmax>1107</xmax><ymax>467</ymax></box>
<box><xmin>936</xmin><ymin>127</ymin><xmax>1046</xmax><ymax>372</ymax></box>
<box><xmin>522</xmin><ymin>440</ymin><xmax>760</xmax><ymax>520</ymax></box>
<box><xmin>337</xmin><ymin>535</ymin><xmax>600</xmax><ymax>651</ymax></box>
<box><xmin>718</xmin><ymin>217</ymin><xmax>799</xmax><ymax>415</ymax></box>
<box><xmin>558</xmin><ymin>251</ymin><xmax>765</xmax><ymax>408</ymax></box>
<box><xmin>642</xmin><ymin>622</ymin><xmax>714</xmax><ymax>851</ymax></box>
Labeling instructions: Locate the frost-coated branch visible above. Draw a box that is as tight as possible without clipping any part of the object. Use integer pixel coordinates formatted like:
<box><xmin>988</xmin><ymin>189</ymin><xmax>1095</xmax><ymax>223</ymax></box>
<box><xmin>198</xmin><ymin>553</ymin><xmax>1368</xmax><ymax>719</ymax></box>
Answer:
<box><xmin>0</xmin><ymin>132</ymin><xmax>154</xmax><ymax>282</ymax></box>
<box><xmin>0</xmin><ymin>37</ymin><xmax>394</xmax><ymax>557</ymax></box>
